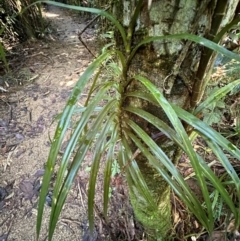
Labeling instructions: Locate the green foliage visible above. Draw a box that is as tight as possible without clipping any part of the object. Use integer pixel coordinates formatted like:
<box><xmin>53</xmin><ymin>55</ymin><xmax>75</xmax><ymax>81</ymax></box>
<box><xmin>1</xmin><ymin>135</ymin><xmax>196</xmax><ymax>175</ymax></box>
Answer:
<box><xmin>1</xmin><ymin>0</ymin><xmax>44</xmax><ymax>41</ymax></box>
<box><xmin>0</xmin><ymin>36</ymin><xmax>9</xmax><ymax>71</ymax></box>
<box><xmin>111</xmin><ymin>159</ymin><xmax>120</xmax><ymax>177</ymax></box>
<box><xmin>230</xmin><ymin>83</ymin><xmax>240</xmax><ymax>95</ymax></box>
<box><xmin>202</xmin><ymin>87</ymin><xmax>226</xmax><ymax>125</ymax></box>
<box><xmin>0</xmin><ymin>0</ymin><xmax>46</xmax><ymax>72</ymax></box>
<box><xmin>32</xmin><ymin>1</ymin><xmax>240</xmax><ymax>240</ymax></box>
<box><xmin>202</xmin><ymin>190</ymin><xmax>224</xmax><ymax>222</ymax></box>
<box><xmin>0</xmin><ymin>24</ymin><xmax>9</xmax><ymax>71</ymax></box>
<box><xmin>195</xmin><ymin>79</ymin><xmax>240</xmax><ymax>134</ymax></box>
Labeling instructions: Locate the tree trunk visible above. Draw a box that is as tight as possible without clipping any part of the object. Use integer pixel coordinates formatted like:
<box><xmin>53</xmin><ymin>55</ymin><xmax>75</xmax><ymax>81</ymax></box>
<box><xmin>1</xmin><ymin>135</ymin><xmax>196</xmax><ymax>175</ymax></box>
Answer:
<box><xmin>112</xmin><ymin>0</ymin><xmax>239</xmax><ymax>239</ymax></box>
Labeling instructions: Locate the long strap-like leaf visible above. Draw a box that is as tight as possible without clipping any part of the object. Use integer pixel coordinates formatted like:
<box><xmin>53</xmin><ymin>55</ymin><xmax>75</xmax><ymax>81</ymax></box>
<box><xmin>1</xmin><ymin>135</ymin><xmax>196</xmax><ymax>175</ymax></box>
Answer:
<box><xmin>128</xmin><ymin>34</ymin><xmax>240</xmax><ymax>65</ymax></box>
<box><xmin>49</xmin><ymin>100</ymin><xmax>117</xmax><ymax>240</ymax></box>
<box><xmin>121</xmin><ymin>136</ymin><xmax>157</xmax><ymax>208</ymax></box>
<box><xmin>134</xmin><ymin>75</ymin><xmax>213</xmax><ymax>230</ymax></box>
<box><xmin>173</xmin><ymin>105</ymin><xmax>240</xmax><ymax>159</ymax></box>
<box><xmin>37</xmin><ymin>51</ymin><xmax>113</xmax><ymax>239</ymax></box>
<box><xmin>103</xmin><ymin>123</ymin><xmax>119</xmax><ymax>218</ymax></box>
<box><xmin>88</xmin><ymin>112</ymin><xmax>117</xmax><ymax>233</ymax></box>
<box><xmin>125</xmin><ymin>120</ymin><xmax>211</xmax><ymax>229</ymax></box>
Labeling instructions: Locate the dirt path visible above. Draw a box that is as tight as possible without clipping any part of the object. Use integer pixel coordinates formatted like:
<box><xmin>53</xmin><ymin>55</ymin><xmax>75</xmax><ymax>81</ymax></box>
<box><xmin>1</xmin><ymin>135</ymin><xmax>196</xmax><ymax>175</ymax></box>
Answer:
<box><xmin>0</xmin><ymin>6</ymin><xmax>96</xmax><ymax>241</ymax></box>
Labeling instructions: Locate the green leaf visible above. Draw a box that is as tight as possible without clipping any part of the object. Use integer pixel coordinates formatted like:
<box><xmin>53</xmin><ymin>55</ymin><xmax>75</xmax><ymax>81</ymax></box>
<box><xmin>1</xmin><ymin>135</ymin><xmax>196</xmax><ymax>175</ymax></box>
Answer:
<box><xmin>49</xmin><ymin>100</ymin><xmax>117</xmax><ymax>240</ymax></box>
<box><xmin>37</xmin><ymin>51</ymin><xmax>113</xmax><ymax>239</ymax></box>
<box><xmin>73</xmin><ymin>106</ymin><xmax>103</xmax><ymax>113</ymax></box>
<box><xmin>103</xmin><ymin>124</ymin><xmax>119</xmax><ymax>219</ymax></box>
<box><xmin>121</xmin><ymin>136</ymin><xmax>157</xmax><ymax>208</ymax></box>
<box><xmin>215</xmin><ymin>100</ymin><xmax>225</xmax><ymax>109</ymax></box>
<box><xmin>124</xmin><ymin>109</ymin><xmax>239</xmax><ymax>229</ymax></box>
<box><xmin>108</xmin><ymin>62</ymin><xmax>122</xmax><ymax>76</ymax></box>
<box><xmin>51</xmin><ymin>98</ymin><xmax>117</xmax><ymax>239</ymax></box>
<box><xmin>88</xmin><ymin>114</ymin><xmax>116</xmax><ymax>233</ymax></box>
<box><xmin>236</xmin><ymin>116</ymin><xmax>240</xmax><ymax>134</ymax></box>
<box><xmin>129</xmin><ymin>34</ymin><xmax>240</xmax><ymax>64</ymax></box>
<box><xmin>173</xmin><ymin>105</ymin><xmax>240</xmax><ymax>159</ymax></box>
<box><xmin>127</xmin><ymin>90</ymin><xmax>240</xmax><ymax>161</ymax></box>
<box><xmin>205</xmin><ymin>140</ymin><xmax>240</xmax><ymax>199</ymax></box>
<box><xmin>134</xmin><ymin>75</ymin><xmax>213</xmax><ymax>230</ymax></box>
<box><xmin>124</xmin><ymin>105</ymin><xmax>182</xmax><ymax>147</ymax></box>
<box><xmin>195</xmin><ymin>79</ymin><xmax>240</xmax><ymax>115</ymax></box>
<box><xmin>230</xmin><ymin>84</ymin><xmax>240</xmax><ymax>95</ymax></box>
<box><xmin>125</xmin><ymin>120</ymin><xmax>211</xmax><ymax>229</ymax></box>
<box><xmin>0</xmin><ymin>39</ymin><xmax>9</xmax><ymax>71</ymax></box>
<box><xmin>203</xmin><ymin>111</ymin><xmax>221</xmax><ymax>125</ymax></box>
<box><xmin>49</xmin><ymin>88</ymin><xmax>116</xmax><ymax>234</ymax></box>
<box><xmin>197</xmin><ymin>147</ymin><xmax>239</xmax><ymax>226</ymax></box>
<box><xmin>111</xmin><ymin>160</ymin><xmax>120</xmax><ymax>177</ymax></box>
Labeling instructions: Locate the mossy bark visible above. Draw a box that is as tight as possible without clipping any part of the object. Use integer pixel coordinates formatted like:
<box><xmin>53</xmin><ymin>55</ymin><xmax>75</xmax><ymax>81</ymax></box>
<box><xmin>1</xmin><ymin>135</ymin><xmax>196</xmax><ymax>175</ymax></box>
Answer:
<box><xmin>130</xmin><ymin>184</ymin><xmax>171</xmax><ymax>240</ymax></box>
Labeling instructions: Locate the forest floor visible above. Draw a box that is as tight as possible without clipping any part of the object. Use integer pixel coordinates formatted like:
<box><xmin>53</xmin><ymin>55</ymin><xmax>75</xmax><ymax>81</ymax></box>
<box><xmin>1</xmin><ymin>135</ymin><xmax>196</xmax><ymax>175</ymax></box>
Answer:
<box><xmin>0</xmin><ymin>5</ymin><xmax>138</xmax><ymax>241</ymax></box>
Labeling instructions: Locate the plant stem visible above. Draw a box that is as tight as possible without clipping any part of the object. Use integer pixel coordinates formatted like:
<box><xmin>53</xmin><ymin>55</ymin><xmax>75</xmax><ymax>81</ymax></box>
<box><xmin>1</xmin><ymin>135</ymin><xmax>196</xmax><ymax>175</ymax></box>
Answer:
<box><xmin>126</xmin><ymin>0</ymin><xmax>144</xmax><ymax>54</ymax></box>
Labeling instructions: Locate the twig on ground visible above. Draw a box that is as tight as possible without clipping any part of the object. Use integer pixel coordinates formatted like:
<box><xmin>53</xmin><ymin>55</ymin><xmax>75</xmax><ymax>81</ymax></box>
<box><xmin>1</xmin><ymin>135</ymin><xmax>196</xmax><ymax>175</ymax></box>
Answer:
<box><xmin>5</xmin><ymin>218</ymin><xmax>13</xmax><ymax>241</ymax></box>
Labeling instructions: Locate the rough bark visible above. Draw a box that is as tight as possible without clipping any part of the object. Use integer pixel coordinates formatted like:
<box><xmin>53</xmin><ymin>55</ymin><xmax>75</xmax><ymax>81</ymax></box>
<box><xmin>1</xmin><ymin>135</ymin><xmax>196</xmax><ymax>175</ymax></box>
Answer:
<box><xmin>112</xmin><ymin>0</ymin><xmax>239</xmax><ymax>239</ymax></box>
